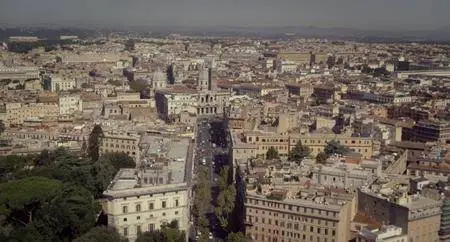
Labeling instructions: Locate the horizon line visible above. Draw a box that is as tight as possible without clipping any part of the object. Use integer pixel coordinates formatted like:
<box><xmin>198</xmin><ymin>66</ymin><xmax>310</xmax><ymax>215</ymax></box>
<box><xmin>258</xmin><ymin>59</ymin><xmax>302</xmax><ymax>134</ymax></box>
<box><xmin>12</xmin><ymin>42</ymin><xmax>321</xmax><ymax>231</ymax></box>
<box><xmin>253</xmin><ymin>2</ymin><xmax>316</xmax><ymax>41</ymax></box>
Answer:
<box><xmin>0</xmin><ymin>22</ymin><xmax>449</xmax><ymax>33</ymax></box>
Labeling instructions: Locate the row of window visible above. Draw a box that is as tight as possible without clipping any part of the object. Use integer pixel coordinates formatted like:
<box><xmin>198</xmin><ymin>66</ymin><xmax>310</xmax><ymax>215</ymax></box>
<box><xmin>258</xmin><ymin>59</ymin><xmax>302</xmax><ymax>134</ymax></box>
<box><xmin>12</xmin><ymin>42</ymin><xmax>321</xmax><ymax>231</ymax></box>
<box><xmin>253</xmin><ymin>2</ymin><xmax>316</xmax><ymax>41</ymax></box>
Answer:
<box><xmin>168</xmin><ymin>100</ymin><xmax>196</xmax><ymax>106</ymax></box>
<box><xmin>122</xmin><ymin>220</ymin><xmax>183</xmax><ymax>236</ymax></box>
<box><xmin>248</xmin><ymin>136</ymin><xmax>371</xmax><ymax>145</ymax></box>
<box><xmin>409</xmin><ymin>169</ymin><xmax>449</xmax><ymax>177</ymax></box>
<box><xmin>122</xmin><ymin>199</ymin><xmax>179</xmax><ymax>214</ymax></box>
<box><xmin>8</xmin><ymin>108</ymin><xmax>57</xmax><ymax>113</ymax></box>
<box><xmin>247</xmin><ymin>199</ymin><xmax>338</xmax><ymax>217</ymax></box>
<box><xmin>102</xmin><ymin>143</ymin><xmax>136</xmax><ymax>149</ymax></box>
<box><xmin>248</xmin><ymin>231</ymin><xmax>336</xmax><ymax>242</ymax></box>
<box><xmin>143</xmin><ymin>177</ymin><xmax>164</xmax><ymax>185</ymax></box>
<box><xmin>102</xmin><ymin>139</ymin><xmax>137</xmax><ymax>144</ymax></box>
<box><xmin>259</xmin><ymin>146</ymin><xmax>369</xmax><ymax>155</ymax></box>
<box><xmin>59</xmin><ymin>103</ymin><xmax>79</xmax><ymax>107</ymax></box>
<box><xmin>11</xmin><ymin>133</ymin><xmax>59</xmax><ymax>139</ymax></box>
<box><xmin>122</xmin><ymin>211</ymin><xmax>179</xmax><ymax>222</ymax></box>
<box><xmin>169</xmin><ymin>95</ymin><xmax>196</xmax><ymax>101</ymax></box>
<box><xmin>248</xmin><ymin>214</ymin><xmax>337</xmax><ymax>227</ymax></box>
<box><xmin>119</xmin><ymin>191</ymin><xmax>180</xmax><ymax>201</ymax></box>
<box><xmin>101</xmin><ymin>149</ymin><xmax>136</xmax><ymax>156</ymax></box>
<box><xmin>108</xmin><ymin>109</ymin><xmax>123</xmax><ymax>114</ymax></box>
<box><xmin>261</xmin><ymin>145</ymin><xmax>289</xmax><ymax>151</ymax></box>
<box><xmin>123</xmin><ymin>224</ymin><xmax>154</xmax><ymax>236</ymax></box>
<box><xmin>250</xmin><ymin>221</ymin><xmax>336</xmax><ymax>236</ymax></box>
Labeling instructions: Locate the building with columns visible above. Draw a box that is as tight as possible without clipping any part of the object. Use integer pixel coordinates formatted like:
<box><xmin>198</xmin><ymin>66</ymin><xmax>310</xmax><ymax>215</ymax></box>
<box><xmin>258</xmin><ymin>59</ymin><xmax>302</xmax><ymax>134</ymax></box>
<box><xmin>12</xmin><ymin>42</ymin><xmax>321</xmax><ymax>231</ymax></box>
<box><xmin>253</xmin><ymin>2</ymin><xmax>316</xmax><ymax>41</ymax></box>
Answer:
<box><xmin>196</xmin><ymin>91</ymin><xmax>230</xmax><ymax>116</ymax></box>
<box><xmin>196</xmin><ymin>62</ymin><xmax>230</xmax><ymax>117</ymax></box>
<box><xmin>154</xmin><ymin>59</ymin><xmax>231</xmax><ymax>122</ymax></box>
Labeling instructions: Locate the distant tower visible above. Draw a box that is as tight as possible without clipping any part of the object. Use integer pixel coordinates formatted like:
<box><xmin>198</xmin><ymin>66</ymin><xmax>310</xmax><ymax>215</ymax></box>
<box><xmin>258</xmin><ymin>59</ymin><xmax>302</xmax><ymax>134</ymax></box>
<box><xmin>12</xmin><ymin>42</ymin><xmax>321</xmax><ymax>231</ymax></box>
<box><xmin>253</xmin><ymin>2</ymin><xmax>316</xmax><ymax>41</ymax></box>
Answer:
<box><xmin>206</xmin><ymin>57</ymin><xmax>217</xmax><ymax>91</ymax></box>
<box><xmin>152</xmin><ymin>68</ymin><xmax>167</xmax><ymax>90</ymax></box>
<box><xmin>197</xmin><ymin>66</ymin><xmax>209</xmax><ymax>91</ymax></box>
<box><xmin>207</xmin><ymin>57</ymin><xmax>216</xmax><ymax>68</ymax></box>
<box><xmin>208</xmin><ymin>67</ymin><xmax>217</xmax><ymax>91</ymax></box>
<box><xmin>198</xmin><ymin>58</ymin><xmax>218</xmax><ymax>91</ymax></box>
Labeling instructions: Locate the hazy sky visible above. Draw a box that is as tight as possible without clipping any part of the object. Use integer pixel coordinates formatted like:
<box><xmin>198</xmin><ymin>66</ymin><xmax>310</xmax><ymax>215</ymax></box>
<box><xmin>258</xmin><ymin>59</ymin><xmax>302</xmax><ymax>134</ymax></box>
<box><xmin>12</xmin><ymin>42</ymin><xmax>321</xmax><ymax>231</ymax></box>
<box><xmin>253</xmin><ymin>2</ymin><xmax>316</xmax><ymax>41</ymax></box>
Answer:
<box><xmin>0</xmin><ymin>0</ymin><xmax>449</xmax><ymax>30</ymax></box>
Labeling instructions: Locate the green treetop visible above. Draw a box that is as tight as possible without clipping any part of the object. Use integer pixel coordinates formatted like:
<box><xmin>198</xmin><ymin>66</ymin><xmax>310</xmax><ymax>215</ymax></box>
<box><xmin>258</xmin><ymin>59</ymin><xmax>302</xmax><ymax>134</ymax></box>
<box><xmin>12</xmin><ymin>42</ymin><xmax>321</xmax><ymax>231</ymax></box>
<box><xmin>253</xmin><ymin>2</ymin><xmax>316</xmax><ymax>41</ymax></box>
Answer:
<box><xmin>288</xmin><ymin>140</ymin><xmax>311</xmax><ymax>162</ymax></box>
<box><xmin>266</xmin><ymin>147</ymin><xmax>279</xmax><ymax>160</ymax></box>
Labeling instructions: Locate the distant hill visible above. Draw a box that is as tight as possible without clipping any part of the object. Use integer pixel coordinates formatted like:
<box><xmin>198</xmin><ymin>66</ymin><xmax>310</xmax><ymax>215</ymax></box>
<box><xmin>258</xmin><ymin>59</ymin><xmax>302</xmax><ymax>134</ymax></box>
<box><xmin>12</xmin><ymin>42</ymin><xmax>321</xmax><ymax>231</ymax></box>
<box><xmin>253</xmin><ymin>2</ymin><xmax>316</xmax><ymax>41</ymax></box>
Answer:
<box><xmin>1</xmin><ymin>25</ymin><xmax>449</xmax><ymax>43</ymax></box>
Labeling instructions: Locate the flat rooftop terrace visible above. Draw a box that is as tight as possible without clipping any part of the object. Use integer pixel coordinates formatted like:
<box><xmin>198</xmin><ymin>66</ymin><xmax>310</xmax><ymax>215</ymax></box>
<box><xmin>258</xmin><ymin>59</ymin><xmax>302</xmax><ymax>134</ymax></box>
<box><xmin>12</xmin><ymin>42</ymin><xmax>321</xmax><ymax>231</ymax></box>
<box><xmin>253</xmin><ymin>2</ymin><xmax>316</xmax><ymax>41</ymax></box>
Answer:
<box><xmin>105</xmin><ymin>135</ymin><xmax>190</xmax><ymax>195</ymax></box>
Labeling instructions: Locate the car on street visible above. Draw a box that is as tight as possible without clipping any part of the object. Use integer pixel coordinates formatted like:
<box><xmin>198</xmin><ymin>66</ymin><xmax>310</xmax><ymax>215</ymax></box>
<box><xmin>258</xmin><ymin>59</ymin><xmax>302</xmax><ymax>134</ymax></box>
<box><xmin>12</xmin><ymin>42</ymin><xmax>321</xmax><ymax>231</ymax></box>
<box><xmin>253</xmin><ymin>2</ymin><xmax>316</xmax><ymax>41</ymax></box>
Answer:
<box><xmin>196</xmin><ymin>230</ymin><xmax>202</xmax><ymax>240</ymax></box>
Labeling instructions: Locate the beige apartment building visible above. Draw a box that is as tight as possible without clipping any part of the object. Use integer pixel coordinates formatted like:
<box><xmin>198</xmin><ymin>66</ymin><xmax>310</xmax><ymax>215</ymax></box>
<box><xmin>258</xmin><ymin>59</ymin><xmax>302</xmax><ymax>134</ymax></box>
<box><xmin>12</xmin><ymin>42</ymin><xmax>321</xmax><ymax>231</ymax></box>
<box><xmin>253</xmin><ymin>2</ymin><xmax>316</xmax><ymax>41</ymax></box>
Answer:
<box><xmin>245</xmin><ymin>192</ymin><xmax>353</xmax><ymax>242</ymax></box>
<box><xmin>311</xmin><ymin>161</ymin><xmax>380</xmax><ymax>190</ymax></box>
<box><xmin>103</xmin><ymin>168</ymin><xmax>189</xmax><ymax>242</ymax></box>
<box><xmin>358</xmin><ymin>189</ymin><xmax>441</xmax><ymax>242</ymax></box>
<box><xmin>59</xmin><ymin>93</ymin><xmax>82</xmax><ymax>115</ymax></box>
<box><xmin>61</xmin><ymin>53</ymin><xmax>132</xmax><ymax>65</ymax></box>
<box><xmin>3</xmin><ymin>129</ymin><xmax>60</xmax><ymax>141</ymax></box>
<box><xmin>5</xmin><ymin>102</ymin><xmax>59</xmax><ymax>126</ymax></box>
<box><xmin>232</xmin><ymin>131</ymin><xmax>374</xmax><ymax>164</ymax></box>
<box><xmin>50</xmin><ymin>76</ymin><xmax>76</xmax><ymax>92</ymax></box>
<box><xmin>100</xmin><ymin>132</ymin><xmax>141</xmax><ymax>162</ymax></box>
<box><xmin>25</xmin><ymin>79</ymin><xmax>43</xmax><ymax>91</ymax></box>
<box><xmin>102</xmin><ymin>136</ymin><xmax>191</xmax><ymax>242</ymax></box>
<box><xmin>0</xmin><ymin>66</ymin><xmax>40</xmax><ymax>81</ymax></box>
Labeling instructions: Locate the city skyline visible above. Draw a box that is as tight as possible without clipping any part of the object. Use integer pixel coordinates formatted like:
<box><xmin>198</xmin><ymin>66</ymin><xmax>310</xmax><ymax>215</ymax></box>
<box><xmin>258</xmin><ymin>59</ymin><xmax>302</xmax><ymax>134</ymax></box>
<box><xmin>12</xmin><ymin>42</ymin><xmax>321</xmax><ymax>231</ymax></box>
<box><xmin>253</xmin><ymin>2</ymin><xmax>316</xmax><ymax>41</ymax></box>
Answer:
<box><xmin>1</xmin><ymin>0</ymin><xmax>450</xmax><ymax>31</ymax></box>
<box><xmin>0</xmin><ymin>14</ymin><xmax>449</xmax><ymax>242</ymax></box>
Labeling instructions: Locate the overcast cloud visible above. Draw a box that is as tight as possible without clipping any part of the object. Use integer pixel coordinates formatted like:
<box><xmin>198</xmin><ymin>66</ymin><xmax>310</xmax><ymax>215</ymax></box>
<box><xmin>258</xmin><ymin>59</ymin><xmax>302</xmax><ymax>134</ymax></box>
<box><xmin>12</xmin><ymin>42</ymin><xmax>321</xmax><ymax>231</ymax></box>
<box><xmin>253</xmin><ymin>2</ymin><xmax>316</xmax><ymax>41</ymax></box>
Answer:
<box><xmin>0</xmin><ymin>0</ymin><xmax>449</xmax><ymax>30</ymax></box>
